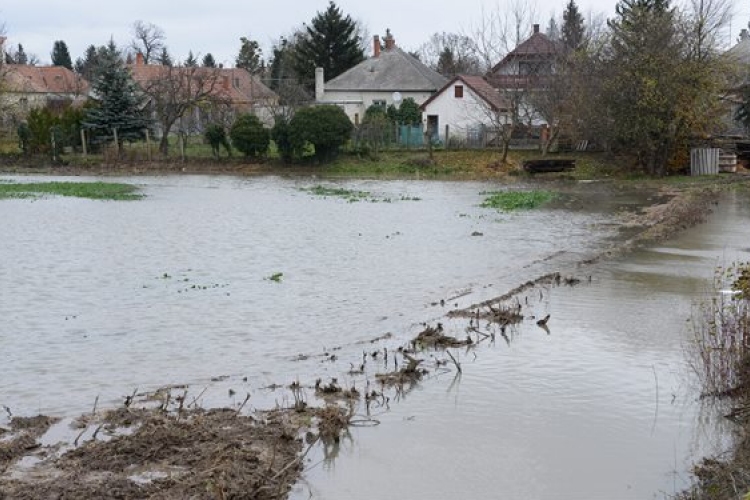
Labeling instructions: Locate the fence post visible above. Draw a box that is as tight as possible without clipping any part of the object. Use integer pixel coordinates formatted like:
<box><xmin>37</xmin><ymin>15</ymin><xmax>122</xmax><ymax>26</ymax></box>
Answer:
<box><xmin>445</xmin><ymin>125</ymin><xmax>449</xmax><ymax>148</ymax></box>
<box><xmin>50</xmin><ymin>131</ymin><xmax>56</xmax><ymax>162</ymax></box>
<box><xmin>81</xmin><ymin>129</ymin><xmax>87</xmax><ymax>158</ymax></box>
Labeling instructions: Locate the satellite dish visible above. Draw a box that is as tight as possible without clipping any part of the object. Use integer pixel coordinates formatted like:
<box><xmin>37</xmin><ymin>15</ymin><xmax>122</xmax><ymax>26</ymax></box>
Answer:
<box><xmin>392</xmin><ymin>92</ymin><xmax>402</xmax><ymax>103</ymax></box>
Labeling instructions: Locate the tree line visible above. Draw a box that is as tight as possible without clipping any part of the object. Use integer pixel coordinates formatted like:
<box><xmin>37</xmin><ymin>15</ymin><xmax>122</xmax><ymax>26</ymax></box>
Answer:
<box><xmin>3</xmin><ymin>0</ymin><xmax>747</xmax><ymax>174</ymax></box>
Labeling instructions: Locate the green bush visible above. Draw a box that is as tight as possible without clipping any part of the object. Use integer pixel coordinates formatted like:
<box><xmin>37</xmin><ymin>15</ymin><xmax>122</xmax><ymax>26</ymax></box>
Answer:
<box><xmin>230</xmin><ymin>114</ymin><xmax>270</xmax><ymax>158</ymax></box>
<box><xmin>271</xmin><ymin>118</ymin><xmax>296</xmax><ymax>163</ymax></box>
<box><xmin>204</xmin><ymin>124</ymin><xmax>232</xmax><ymax>158</ymax></box>
<box><xmin>289</xmin><ymin>105</ymin><xmax>353</xmax><ymax>162</ymax></box>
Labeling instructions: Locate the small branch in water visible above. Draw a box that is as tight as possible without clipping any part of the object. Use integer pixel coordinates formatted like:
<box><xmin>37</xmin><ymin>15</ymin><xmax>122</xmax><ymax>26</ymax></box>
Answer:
<box><xmin>91</xmin><ymin>395</ymin><xmax>99</xmax><ymax>417</ymax></box>
<box><xmin>236</xmin><ymin>393</ymin><xmax>251</xmax><ymax>415</ymax></box>
<box><xmin>189</xmin><ymin>386</ymin><xmax>209</xmax><ymax>408</ymax></box>
<box><xmin>446</xmin><ymin>350</ymin><xmax>462</xmax><ymax>374</ymax></box>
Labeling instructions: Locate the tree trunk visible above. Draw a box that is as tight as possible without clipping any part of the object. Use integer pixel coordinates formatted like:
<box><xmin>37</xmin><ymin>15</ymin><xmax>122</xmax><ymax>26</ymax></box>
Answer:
<box><xmin>159</xmin><ymin>123</ymin><xmax>173</xmax><ymax>156</ymax></box>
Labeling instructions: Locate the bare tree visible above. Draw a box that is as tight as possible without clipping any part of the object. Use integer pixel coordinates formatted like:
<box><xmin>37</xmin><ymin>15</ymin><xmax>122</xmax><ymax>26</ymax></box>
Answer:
<box><xmin>131</xmin><ymin>21</ymin><xmax>165</xmax><ymax>64</ymax></box>
<box><xmin>463</xmin><ymin>0</ymin><xmax>539</xmax><ymax>71</ymax></box>
<box><xmin>139</xmin><ymin>64</ymin><xmax>226</xmax><ymax>155</ymax></box>
<box><xmin>418</xmin><ymin>32</ymin><xmax>483</xmax><ymax>76</ymax></box>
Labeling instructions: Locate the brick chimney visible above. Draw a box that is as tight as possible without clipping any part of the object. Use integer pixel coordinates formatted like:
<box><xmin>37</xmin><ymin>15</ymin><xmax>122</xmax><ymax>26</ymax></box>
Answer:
<box><xmin>384</xmin><ymin>29</ymin><xmax>395</xmax><ymax>51</ymax></box>
<box><xmin>135</xmin><ymin>51</ymin><xmax>145</xmax><ymax>65</ymax></box>
<box><xmin>373</xmin><ymin>35</ymin><xmax>381</xmax><ymax>58</ymax></box>
<box><xmin>533</xmin><ymin>24</ymin><xmax>540</xmax><ymax>34</ymax></box>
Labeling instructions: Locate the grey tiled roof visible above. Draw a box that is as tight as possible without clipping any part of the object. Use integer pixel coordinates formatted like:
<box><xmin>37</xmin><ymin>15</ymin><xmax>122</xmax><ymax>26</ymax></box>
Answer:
<box><xmin>325</xmin><ymin>47</ymin><xmax>447</xmax><ymax>92</ymax></box>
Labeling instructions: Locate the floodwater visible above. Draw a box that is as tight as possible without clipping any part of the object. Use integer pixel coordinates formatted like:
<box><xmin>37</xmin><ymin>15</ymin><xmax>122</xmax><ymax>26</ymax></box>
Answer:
<box><xmin>1</xmin><ymin>175</ymin><xmax>748</xmax><ymax>498</ymax></box>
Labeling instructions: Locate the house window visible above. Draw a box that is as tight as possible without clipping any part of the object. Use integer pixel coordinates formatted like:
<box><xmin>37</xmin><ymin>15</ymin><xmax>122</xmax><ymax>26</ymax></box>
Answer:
<box><xmin>234</xmin><ymin>78</ymin><xmax>240</xmax><ymax>88</ymax></box>
<box><xmin>19</xmin><ymin>97</ymin><xmax>29</xmax><ymax>113</ymax></box>
<box><xmin>372</xmin><ymin>99</ymin><xmax>386</xmax><ymax>108</ymax></box>
<box><xmin>354</xmin><ymin>113</ymin><xmax>360</xmax><ymax>125</ymax></box>
<box><xmin>454</xmin><ymin>85</ymin><xmax>464</xmax><ymax>98</ymax></box>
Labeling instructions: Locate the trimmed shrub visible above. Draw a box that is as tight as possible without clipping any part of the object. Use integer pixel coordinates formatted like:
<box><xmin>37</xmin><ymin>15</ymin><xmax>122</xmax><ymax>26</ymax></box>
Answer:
<box><xmin>271</xmin><ymin>118</ymin><xmax>296</xmax><ymax>163</ymax></box>
<box><xmin>230</xmin><ymin>114</ymin><xmax>270</xmax><ymax>158</ymax></box>
<box><xmin>289</xmin><ymin>105</ymin><xmax>353</xmax><ymax>162</ymax></box>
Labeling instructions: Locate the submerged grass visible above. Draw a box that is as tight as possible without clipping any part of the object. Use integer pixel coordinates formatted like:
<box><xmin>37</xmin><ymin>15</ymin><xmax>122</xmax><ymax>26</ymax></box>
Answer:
<box><xmin>480</xmin><ymin>190</ymin><xmax>556</xmax><ymax>211</ymax></box>
<box><xmin>0</xmin><ymin>181</ymin><xmax>142</xmax><ymax>200</ymax></box>
<box><xmin>301</xmin><ymin>185</ymin><xmax>372</xmax><ymax>202</ymax></box>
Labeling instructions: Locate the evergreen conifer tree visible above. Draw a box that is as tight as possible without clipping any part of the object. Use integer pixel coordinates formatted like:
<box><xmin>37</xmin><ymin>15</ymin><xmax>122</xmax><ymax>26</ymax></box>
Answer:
<box><xmin>51</xmin><ymin>40</ymin><xmax>73</xmax><ymax>70</ymax></box>
<box><xmin>83</xmin><ymin>40</ymin><xmax>151</xmax><ymax>146</ymax></box>
<box><xmin>202</xmin><ymin>53</ymin><xmax>216</xmax><ymax>68</ymax></box>
<box><xmin>293</xmin><ymin>1</ymin><xmax>365</xmax><ymax>87</ymax></box>
<box><xmin>562</xmin><ymin>0</ymin><xmax>585</xmax><ymax>50</ymax></box>
<box><xmin>236</xmin><ymin>37</ymin><xmax>262</xmax><ymax>73</ymax></box>
<box><xmin>185</xmin><ymin>51</ymin><xmax>198</xmax><ymax>67</ymax></box>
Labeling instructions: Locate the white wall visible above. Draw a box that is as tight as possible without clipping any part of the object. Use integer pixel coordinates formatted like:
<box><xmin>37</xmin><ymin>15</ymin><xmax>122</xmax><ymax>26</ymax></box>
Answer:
<box><xmin>422</xmin><ymin>82</ymin><xmax>507</xmax><ymax>142</ymax></box>
<box><xmin>319</xmin><ymin>89</ymin><xmax>434</xmax><ymax>125</ymax></box>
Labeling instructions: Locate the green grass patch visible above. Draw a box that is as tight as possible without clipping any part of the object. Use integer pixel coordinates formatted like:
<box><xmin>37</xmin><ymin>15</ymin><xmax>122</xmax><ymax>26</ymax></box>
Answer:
<box><xmin>480</xmin><ymin>190</ymin><xmax>556</xmax><ymax>211</ymax></box>
<box><xmin>0</xmin><ymin>181</ymin><xmax>143</xmax><ymax>200</ymax></box>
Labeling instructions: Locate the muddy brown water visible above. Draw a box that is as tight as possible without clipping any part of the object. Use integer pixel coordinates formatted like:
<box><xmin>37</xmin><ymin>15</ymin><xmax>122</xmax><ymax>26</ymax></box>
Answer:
<box><xmin>0</xmin><ymin>175</ymin><xmax>748</xmax><ymax>498</ymax></box>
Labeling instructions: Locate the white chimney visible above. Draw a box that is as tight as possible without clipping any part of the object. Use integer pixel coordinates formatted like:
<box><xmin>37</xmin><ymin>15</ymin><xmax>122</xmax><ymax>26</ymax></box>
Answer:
<box><xmin>315</xmin><ymin>67</ymin><xmax>325</xmax><ymax>102</ymax></box>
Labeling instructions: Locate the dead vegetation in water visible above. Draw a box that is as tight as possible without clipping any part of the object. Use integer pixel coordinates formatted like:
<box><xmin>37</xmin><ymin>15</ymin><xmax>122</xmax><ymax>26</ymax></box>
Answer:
<box><xmin>1</xmin><ymin>405</ymin><xmax>305</xmax><ymax>500</ymax></box>
<box><xmin>677</xmin><ymin>262</ymin><xmax>750</xmax><ymax>500</ymax></box>
<box><xmin>414</xmin><ymin>323</ymin><xmax>473</xmax><ymax>348</ymax></box>
<box><xmin>0</xmin><ymin>416</ymin><xmax>59</xmax><ymax>474</ymax></box>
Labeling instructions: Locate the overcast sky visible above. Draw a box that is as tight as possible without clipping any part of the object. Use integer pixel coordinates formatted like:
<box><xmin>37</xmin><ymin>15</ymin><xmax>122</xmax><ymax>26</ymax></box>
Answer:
<box><xmin>2</xmin><ymin>0</ymin><xmax>749</xmax><ymax>67</ymax></box>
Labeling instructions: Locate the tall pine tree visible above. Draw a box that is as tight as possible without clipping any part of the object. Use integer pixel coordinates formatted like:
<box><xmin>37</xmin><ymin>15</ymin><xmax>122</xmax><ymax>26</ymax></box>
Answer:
<box><xmin>293</xmin><ymin>1</ymin><xmax>365</xmax><ymax>88</ymax></box>
<box><xmin>202</xmin><ymin>53</ymin><xmax>216</xmax><ymax>68</ymax></box>
<box><xmin>51</xmin><ymin>40</ymin><xmax>73</xmax><ymax>70</ymax></box>
<box><xmin>83</xmin><ymin>40</ymin><xmax>151</xmax><ymax>146</ymax></box>
<box><xmin>562</xmin><ymin>0</ymin><xmax>585</xmax><ymax>50</ymax></box>
<box><xmin>236</xmin><ymin>37</ymin><xmax>262</xmax><ymax>74</ymax></box>
<box><xmin>185</xmin><ymin>51</ymin><xmax>198</xmax><ymax>67</ymax></box>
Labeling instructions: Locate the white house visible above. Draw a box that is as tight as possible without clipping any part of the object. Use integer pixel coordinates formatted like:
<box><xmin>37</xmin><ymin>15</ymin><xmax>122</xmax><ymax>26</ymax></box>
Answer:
<box><xmin>420</xmin><ymin>75</ymin><xmax>508</xmax><ymax>144</ymax></box>
<box><xmin>315</xmin><ymin>30</ymin><xmax>446</xmax><ymax>125</ymax></box>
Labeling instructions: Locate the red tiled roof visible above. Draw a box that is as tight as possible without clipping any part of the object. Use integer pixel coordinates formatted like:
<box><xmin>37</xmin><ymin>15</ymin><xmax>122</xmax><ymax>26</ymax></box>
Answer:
<box><xmin>3</xmin><ymin>65</ymin><xmax>89</xmax><ymax>95</ymax></box>
<box><xmin>420</xmin><ymin>75</ymin><xmax>509</xmax><ymax>112</ymax></box>
<box><xmin>490</xmin><ymin>32</ymin><xmax>561</xmax><ymax>74</ymax></box>
<box><xmin>128</xmin><ymin>64</ymin><xmax>277</xmax><ymax>105</ymax></box>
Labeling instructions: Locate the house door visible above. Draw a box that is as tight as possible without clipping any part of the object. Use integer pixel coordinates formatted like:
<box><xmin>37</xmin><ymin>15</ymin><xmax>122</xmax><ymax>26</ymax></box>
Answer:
<box><xmin>427</xmin><ymin>115</ymin><xmax>439</xmax><ymax>142</ymax></box>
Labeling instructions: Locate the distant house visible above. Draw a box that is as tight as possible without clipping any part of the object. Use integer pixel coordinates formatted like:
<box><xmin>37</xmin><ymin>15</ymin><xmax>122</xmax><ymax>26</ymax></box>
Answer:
<box><xmin>420</xmin><ymin>75</ymin><xmax>509</xmax><ymax>145</ymax></box>
<box><xmin>0</xmin><ymin>37</ymin><xmax>89</xmax><ymax>127</ymax></box>
<box><xmin>128</xmin><ymin>52</ymin><xmax>279</xmax><ymax>133</ymax></box>
<box><xmin>486</xmin><ymin>24</ymin><xmax>561</xmax><ymax>130</ymax></box>
<box><xmin>315</xmin><ymin>30</ymin><xmax>447</xmax><ymax>125</ymax></box>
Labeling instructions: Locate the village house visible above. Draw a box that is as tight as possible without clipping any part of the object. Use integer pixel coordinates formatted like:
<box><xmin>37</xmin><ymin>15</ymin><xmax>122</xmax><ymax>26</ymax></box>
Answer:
<box><xmin>128</xmin><ymin>52</ymin><xmax>279</xmax><ymax>136</ymax></box>
<box><xmin>0</xmin><ymin>36</ymin><xmax>89</xmax><ymax>128</ymax></box>
<box><xmin>420</xmin><ymin>74</ymin><xmax>509</xmax><ymax>145</ymax></box>
<box><xmin>486</xmin><ymin>24</ymin><xmax>561</xmax><ymax>137</ymax></box>
<box><xmin>315</xmin><ymin>30</ymin><xmax>446</xmax><ymax>126</ymax></box>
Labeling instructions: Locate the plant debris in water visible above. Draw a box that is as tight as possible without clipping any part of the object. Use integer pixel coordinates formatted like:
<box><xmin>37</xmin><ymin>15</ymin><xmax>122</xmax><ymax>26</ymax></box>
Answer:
<box><xmin>300</xmin><ymin>185</ymin><xmax>420</xmax><ymax>203</ymax></box>
<box><xmin>0</xmin><ymin>181</ymin><xmax>142</xmax><ymax>201</ymax></box>
<box><xmin>0</xmin><ymin>405</ymin><xmax>304</xmax><ymax>499</ymax></box>
<box><xmin>678</xmin><ymin>262</ymin><xmax>750</xmax><ymax>499</ymax></box>
<box><xmin>480</xmin><ymin>190</ymin><xmax>556</xmax><ymax>211</ymax></box>
<box><xmin>266</xmin><ymin>272</ymin><xmax>284</xmax><ymax>283</ymax></box>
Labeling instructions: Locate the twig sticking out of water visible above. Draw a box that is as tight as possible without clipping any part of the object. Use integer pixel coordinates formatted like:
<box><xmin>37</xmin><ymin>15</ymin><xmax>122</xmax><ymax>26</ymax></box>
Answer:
<box><xmin>446</xmin><ymin>350</ymin><xmax>462</xmax><ymax>374</ymax></box>
<box><xmin>236</xmin><ymin>393</ymin><xmax>251</xmax><ymax>415</ymax></box>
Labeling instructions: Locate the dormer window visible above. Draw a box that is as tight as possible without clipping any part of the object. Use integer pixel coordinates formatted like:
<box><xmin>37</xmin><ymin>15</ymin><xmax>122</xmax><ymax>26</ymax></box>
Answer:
<box><xmin>454</xmin><ymin>85</ymin><xmax>464</xmax><ymax>98</ymax></box>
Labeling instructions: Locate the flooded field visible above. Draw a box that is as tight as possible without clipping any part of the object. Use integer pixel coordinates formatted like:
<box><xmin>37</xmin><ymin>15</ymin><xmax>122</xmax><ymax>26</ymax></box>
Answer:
<box><xmin>1</xmin><ymin>175</ymin><xmax>748</xmax><ymax>498</ymax></box>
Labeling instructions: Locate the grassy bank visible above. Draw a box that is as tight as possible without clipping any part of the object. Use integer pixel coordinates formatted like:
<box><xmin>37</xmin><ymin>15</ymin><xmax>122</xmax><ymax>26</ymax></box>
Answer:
<box><xmin>0</xmin><ymin>181</ymin><xmax>142</xmax><ymax>200</ymax></box>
